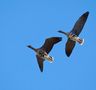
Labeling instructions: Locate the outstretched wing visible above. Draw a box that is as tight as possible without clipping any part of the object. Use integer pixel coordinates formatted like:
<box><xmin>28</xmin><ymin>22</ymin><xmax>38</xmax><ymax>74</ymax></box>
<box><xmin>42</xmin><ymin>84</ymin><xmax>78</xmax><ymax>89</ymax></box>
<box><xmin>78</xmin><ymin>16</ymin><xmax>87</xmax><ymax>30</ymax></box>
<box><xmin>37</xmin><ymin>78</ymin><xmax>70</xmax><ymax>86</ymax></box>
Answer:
<box><xmin>65</xmin><ymin>39</ymin><xmax>76</xmax><ymax>57</ymax></box>
<box><xmin>36</xmin><ymin>55</ymin><xmax>44</xmax><ymax>72</ymax></box>
<box><xmin>70</xmin><ymin>11</ymin><xmax>89</xmax><ymax>36</ymax></box>
<box><xmin>40</xmin><ymin>37</ymin><xmax>62</xmax><ymax>53</ymax></box>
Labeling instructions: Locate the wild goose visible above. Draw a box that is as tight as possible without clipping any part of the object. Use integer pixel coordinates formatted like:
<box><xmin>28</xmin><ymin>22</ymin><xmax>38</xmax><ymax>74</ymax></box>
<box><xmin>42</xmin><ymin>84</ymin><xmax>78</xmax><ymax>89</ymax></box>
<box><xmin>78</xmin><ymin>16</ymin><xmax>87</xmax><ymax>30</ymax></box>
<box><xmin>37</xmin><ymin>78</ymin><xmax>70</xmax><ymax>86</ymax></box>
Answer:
<box><xmin>58</xmin><ymin>11</ymin><xmax>89</xmax><ymax>57</ymax></box>
<box><xmin>27</xmin><ymin>37</ymin><xmax>62</xmax><ymax>72</ymax></box>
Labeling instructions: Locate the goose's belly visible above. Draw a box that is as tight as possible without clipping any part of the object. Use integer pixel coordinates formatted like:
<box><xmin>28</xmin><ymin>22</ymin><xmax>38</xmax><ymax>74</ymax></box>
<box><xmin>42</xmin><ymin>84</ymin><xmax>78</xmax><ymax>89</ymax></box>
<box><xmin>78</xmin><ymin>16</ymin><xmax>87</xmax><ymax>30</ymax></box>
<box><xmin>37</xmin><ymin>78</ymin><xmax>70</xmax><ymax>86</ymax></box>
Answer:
<box><xmin>69</xmin><ymin>36</ymin><xmax>84</xmax><ymax>45</ymax></box>
<box><xmin>37</xmin><ymin>49</ymin><xmax>54</xmax><ymax>63</ymax></box>
<box><xmin>70</xmin><ymin>36</ymin><xmax>78</xmax><ymax>41</ymax></box>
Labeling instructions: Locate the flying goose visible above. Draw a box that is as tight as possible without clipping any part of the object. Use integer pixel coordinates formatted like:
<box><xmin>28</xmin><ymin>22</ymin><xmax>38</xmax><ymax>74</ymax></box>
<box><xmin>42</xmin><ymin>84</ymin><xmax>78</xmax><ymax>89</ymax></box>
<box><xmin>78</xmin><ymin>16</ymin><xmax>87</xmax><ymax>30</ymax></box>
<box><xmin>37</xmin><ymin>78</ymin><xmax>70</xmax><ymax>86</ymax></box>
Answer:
<box><xmin>27</xmin><ymin>37</ymin><xmax>62</xmax><ymax>72</ymax></box>
<box><xmin>58</xmin><ymin>11</ymin><xmax>89</xmax><ymax>57</ymax></box>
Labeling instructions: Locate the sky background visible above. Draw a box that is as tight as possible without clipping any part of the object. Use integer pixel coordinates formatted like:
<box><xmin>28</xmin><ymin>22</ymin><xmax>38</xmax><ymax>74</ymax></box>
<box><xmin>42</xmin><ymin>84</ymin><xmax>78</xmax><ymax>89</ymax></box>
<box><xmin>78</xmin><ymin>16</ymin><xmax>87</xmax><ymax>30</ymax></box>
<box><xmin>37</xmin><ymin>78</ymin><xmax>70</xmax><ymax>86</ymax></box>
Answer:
<box><xmin>0</xmin><ymin>0</ymin><xmax>96</xmax><ymax>90</ymax></box>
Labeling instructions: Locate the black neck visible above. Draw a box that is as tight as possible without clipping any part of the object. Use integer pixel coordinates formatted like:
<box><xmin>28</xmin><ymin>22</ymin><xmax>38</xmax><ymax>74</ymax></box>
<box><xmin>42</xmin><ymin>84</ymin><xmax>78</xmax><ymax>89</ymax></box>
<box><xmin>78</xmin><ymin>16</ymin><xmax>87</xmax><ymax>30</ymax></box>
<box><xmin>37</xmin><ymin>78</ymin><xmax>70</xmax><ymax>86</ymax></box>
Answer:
<box><xmin>27</xmin><ymin>45</ymin><xmax>36</xmax><ymax>51</ymax></box>
<box><xmin>58</xmin><ymin>30</ymin><xmax>68</xmax><ymax>36</ymax></box>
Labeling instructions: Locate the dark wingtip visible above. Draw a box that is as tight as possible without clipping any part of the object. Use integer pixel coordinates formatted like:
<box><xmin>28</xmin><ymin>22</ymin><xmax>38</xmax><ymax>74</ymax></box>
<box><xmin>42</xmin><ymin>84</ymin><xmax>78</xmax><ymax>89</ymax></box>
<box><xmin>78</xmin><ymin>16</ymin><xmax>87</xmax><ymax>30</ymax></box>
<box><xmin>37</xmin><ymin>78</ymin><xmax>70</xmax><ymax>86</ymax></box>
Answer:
<box><xmin>56</xmin><ymin>37</ymin><xmax>62</xmax><ymax>42</ymax></box>
<box><xmin>66</xmin><ymin>53</ymin><xmax>70</xmax><ymax>57</ymax></box>
<box><xmin>84</xmin><ymin>11</ymin><xmax>89</xmax><ymax>17</ymax></box>
<box><xmin>40</xmin><ymin>69</ymin><xmax>43</xmax><ymax>72</ymax></box>
<box><xmin>86</xmin><ymin>11</ymin><xmax>89</xmax><ymax>14</ymax></box>
<box><xmin>65</xmin><ymin>50</ymin><xmax>71</xmax><ymax>57</ymax></box>
<box><xmin>39</xmin><ymin>64</ymin><xmax>43</xmax><ymax>72</ymax></box>
<box><xmin>51</xmin><ymin>37</ymin><xmax>62</xmax><ymax>41</ymax></box>
<box><xmin>58</xmin><ymin>37</ymin><xmax>62</xmax><ymax>41</ymax></box>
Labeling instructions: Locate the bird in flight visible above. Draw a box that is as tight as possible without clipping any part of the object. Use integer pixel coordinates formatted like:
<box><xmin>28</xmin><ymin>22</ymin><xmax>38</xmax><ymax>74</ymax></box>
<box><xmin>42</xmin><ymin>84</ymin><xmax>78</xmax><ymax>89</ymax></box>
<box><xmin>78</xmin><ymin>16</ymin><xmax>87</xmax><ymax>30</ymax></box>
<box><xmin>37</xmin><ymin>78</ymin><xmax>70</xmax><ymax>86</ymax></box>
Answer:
<box><xmin>58</xmin><ymin>11</ymin><xmax>89</xmax><ymax>57</ymax></box>
<box><xmin>27</xmin><ymin>37</ymin><xmax>62</xmax><ymax>72</ymax></box>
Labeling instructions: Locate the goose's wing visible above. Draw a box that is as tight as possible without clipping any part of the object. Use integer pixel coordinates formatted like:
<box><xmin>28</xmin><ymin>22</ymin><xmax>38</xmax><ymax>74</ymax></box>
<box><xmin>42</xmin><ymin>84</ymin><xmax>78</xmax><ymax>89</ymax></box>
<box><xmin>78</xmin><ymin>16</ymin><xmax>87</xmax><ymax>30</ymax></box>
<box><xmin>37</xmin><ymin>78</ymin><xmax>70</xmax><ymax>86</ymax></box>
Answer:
<box><xmin>70</xmin><ymin>11</ymin><xmax>89</xmax><ymax>36</ymax></box>
<box><xmin>65</xmin><ymin>39</ymin><xmax>76</xmax><ymax>57</ymax></box>
<box><xmin>36</xmin><ymin>55</ymin><xmax>44</xmax><ymax>72</ymax></box>
<box><xmin>40</xmin><ymin>37</ymin><xmax>62</xmax><ymax>53</ymax></box>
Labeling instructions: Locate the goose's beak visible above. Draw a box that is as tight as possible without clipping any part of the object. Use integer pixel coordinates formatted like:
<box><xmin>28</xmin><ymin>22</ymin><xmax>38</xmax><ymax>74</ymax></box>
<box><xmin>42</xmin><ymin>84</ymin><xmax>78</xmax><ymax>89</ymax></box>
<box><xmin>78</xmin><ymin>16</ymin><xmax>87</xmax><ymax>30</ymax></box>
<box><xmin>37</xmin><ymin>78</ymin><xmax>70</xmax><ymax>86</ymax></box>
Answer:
<box><xmin>58</xmin><ymin>30</ymin><xmax>63</xmax><ymax>33</ymax></box>
<box><xmin>27</xmin><ymin>45</ymin><xmax>31</xmax><ymax>48</ymax></box>
<box><xmin>27</xmin><ymin>45</ymin><xmax>33</xmax><ymax>49</ymax></box>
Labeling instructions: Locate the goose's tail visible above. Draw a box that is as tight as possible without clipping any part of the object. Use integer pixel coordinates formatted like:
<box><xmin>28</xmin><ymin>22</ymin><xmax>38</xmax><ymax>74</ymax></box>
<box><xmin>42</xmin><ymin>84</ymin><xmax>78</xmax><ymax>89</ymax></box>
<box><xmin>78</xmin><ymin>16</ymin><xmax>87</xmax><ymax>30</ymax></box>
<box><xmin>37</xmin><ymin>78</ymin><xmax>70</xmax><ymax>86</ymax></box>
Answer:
<box><xmin>76</xmin><ymin>38</ymin><xmax>84</xmax><ymax>45</ymax></box>
<box><xmin>44</xmin><ymin>55</ymin><xmax>54</xmax><ymax>63</ymax></box>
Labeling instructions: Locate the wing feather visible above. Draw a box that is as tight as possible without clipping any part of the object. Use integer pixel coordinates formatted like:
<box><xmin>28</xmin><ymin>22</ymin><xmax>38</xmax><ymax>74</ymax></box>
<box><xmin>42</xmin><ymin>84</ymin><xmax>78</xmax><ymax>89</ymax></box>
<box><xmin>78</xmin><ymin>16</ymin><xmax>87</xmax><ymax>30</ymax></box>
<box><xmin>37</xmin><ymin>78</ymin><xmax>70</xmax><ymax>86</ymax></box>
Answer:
<box><xmin>40</xmin><ymin>37</ymin><xmax>62</xmax><ymax>53</ymax></box>
<box><xmin>71</xmin><ymin>11</ymin><xmax>89</xmax><ymax>36</ymax></box>
<box><xmin>65</xmin><ymin>39</ymin><xmax>76</xmax><ymax>57</ymax></box>
<box><xmin>36</xmin><ymin>55</ymin><xmax>44</xmax><ymax>72</ymax></box>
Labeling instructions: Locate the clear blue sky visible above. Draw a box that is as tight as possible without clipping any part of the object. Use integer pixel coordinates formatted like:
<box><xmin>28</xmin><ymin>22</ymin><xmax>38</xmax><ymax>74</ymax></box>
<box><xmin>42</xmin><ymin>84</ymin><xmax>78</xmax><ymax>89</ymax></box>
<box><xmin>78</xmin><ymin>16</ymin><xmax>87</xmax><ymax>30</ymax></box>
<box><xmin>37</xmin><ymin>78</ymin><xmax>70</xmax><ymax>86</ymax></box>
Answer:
<box><xmin>0</xmin><ymin>0</ymin><xmax>96</xmax><ymax>90</ymax></box>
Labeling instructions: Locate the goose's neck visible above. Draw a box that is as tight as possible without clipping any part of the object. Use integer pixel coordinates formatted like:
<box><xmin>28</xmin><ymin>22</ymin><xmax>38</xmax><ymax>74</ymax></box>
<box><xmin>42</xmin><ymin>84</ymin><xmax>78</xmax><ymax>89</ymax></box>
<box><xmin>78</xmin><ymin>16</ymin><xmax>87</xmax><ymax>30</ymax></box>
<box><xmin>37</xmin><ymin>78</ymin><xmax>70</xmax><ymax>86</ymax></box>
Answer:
<box><xmin>27</xmin><ymin>45</ymin><xmax>37</xmax><ymax>52</ymax></box>
<box><xmin>58</xmin><ymin>30</ymin><xmax>68</xmax><ymax>36</ymax></box>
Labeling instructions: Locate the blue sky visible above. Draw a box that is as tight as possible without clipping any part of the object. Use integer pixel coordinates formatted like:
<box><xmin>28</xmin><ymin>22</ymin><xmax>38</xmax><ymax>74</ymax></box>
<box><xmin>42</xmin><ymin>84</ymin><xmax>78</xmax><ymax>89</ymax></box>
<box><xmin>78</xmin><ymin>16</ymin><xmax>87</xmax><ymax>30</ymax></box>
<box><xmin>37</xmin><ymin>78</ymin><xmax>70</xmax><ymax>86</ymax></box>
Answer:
<box><xmin>0</xmin><ymin>0</ymin><xmax>96</xmax><ymax>90</ymax></box>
